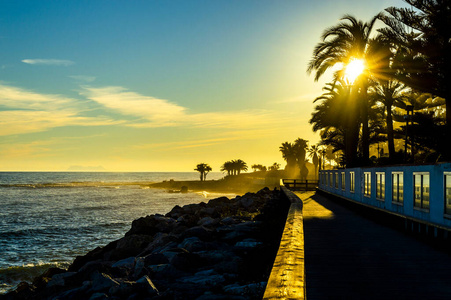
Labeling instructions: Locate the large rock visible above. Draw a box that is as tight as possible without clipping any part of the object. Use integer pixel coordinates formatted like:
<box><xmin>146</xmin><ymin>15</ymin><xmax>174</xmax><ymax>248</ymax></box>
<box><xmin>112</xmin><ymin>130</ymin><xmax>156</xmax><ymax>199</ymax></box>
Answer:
<box><xmin>126</xmin><ymin>214</ymin><xmax>175</xmax><ymax>236</ymax></box>
<box><xmin>89</xmin><ymin>273</ymin><xmax>120</xmax><ymax>293</ymax></box>
<box><xmin>170</xmin><ymin>251</ymin><xmax>204</xmax><ymax>272</ymax></box>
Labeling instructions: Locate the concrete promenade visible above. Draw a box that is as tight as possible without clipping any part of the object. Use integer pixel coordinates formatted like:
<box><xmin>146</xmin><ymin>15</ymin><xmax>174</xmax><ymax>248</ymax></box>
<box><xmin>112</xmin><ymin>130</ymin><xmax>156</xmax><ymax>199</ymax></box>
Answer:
<box><xmin>298</xmin><ymin>191</ymin><xmax>451</xmax><ymax>300</ymax></box>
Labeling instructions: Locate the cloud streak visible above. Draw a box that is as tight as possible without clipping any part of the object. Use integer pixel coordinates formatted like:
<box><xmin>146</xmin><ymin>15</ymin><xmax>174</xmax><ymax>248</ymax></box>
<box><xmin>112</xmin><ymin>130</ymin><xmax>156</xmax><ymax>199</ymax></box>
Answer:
<box><xmin>80</xmin><ymin>86</ymin><xmax>186</xmax><ymax>126</ymax></box>
<box><xmin>0</xmin><ymin>84</ymin><xmax>118</xmax><ymax>136</ymax></box>
<box><xmin>22</xmin><ymin>59</ymin><xmax>75</xmax><ymax>66</ymax></box>
<box><xmin>80</xmin><ymin>85</ymin><xmax>289</xmax><ymax>131</ymax></box>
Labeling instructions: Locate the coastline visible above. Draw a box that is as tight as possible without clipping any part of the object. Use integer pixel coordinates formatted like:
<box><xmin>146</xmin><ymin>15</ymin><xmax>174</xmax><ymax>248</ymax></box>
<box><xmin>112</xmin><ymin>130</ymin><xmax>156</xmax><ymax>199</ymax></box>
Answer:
<box><xmin>2</xmin><ymin>187</ymin><xmax>290</xmax><ymax>300</ymax></box>
<box><xmin>149</xmin><ymin>172</ymin><xmax>282</xmax><ymax>194</ymax></box>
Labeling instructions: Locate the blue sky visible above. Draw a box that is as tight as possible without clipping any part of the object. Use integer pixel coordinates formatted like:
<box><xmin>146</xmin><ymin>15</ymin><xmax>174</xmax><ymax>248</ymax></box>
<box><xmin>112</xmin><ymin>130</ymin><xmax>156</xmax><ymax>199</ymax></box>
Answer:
<box><xmin>0</xmin><ymin>0</ymin><xmax>406</xmax><ymax>171</ymax></box>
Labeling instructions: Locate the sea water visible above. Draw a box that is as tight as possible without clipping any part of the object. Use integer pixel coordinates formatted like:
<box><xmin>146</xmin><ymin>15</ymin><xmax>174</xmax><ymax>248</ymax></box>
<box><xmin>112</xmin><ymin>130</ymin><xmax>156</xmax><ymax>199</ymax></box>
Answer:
<box><xmin>0</xmin><ymin>172</ymin><xmax>231</xmax><ymax>294</ymax></box>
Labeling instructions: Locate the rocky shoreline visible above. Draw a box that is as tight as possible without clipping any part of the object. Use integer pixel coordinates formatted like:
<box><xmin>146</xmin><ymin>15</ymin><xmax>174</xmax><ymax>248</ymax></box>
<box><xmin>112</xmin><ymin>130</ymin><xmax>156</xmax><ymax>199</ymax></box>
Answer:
<box><xmin>2</xmin><ymin>187</ymin><xmax>290</xmax><ymax>300</ymax></box>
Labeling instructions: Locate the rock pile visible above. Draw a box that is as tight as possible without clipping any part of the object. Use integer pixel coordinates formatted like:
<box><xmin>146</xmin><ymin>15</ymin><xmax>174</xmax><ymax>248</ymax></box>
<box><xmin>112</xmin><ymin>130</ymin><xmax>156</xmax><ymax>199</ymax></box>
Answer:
<box><xmin>2</xmin><ymin>187</ymin><xmax>290</xmax><ymax>300</ymax></box>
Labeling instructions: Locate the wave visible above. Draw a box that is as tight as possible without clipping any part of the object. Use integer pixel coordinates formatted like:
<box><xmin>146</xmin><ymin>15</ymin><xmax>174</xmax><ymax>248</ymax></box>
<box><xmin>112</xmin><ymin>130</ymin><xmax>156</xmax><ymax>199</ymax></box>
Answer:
<box><xmin>0</xmin><ymin>261</ymin><xmax>69</xmax><ymax>294</ymax></box>
<box><xmin>0</xmin><ymin>182</ymin><xmax>155</xmax><ymax>189</ymax></box>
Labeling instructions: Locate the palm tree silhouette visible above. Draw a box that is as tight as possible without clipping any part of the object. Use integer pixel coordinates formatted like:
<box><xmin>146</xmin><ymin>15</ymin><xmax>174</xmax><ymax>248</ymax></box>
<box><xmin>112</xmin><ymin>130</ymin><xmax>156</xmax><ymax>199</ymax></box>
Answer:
<box><xmin>232</xmin><ymin>159</ymin><xmax>248</xmax><ymax>175</ymax></box>
<box><xmin>379</xmin><ymin>1</ymin><xmax>451</xmax><ymax>159</ymax></box>
<box><xmin>308</xmin><ymin>14</ymin><xmax>381</xmax><ymax>166</ymax></box>
<box><xmin>220</xmin><ymin>161</ymin><xmax>233</xmax><ymax>176</ymax></box>
<box><xmin>221</xmin><ymin>159</ymin><xmax>248</xmax><ymax>176</ymax></box>
<box><xmin>294</xmin><ymin>138</ymin><xmax>309</xmax><ymax>180</ymax></box>
<box><xmin>279</xmin><ymin>142</ymin><xmax>297</xmax><ymax>177</ymax></box>
<box><xmin>308</xmin><ymin>145</ymin><xmax>320</xmax><ymax>179</ymax></box>
<box><xmin>309</xmin><ymin>81</ymin><xmax>357</xmax><ymax>166</ymax></box>
<box><xmin>194</xmin><ymin>163</ymin><xmax>212</xmax><ymax>181</ymax></box>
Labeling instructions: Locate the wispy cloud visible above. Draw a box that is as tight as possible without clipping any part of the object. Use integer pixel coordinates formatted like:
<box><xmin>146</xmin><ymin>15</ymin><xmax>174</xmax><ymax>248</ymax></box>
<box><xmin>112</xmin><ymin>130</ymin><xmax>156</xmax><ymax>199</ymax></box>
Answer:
<box><xmin>80</xmin><ymin>86</ymin><xmax>187</xmax><ymax>126</ymax></box>
<box><xmin>22</xmin><ymin>59</ymin><xmax>74</xmax><ymax>66</ymax></box>
<box><xmin>0</xmin><ymin>84</ymin><xmax>118</xmax><ymax>136</ymax></box>
<box><xmin>80</xmin><ymin>85</ymin><xmax>288</xmax><ymax>131</ymax></box>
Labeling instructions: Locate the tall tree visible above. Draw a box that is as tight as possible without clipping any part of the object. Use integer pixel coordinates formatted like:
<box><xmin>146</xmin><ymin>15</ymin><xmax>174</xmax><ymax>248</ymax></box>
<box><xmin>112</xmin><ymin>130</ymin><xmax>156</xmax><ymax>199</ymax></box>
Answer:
<box><xmin>308</xmin><ymin>145</ymin><xmax>320</xmax><ymax>179</ymax></box>
<box><xmin>279</xmin><ymin>142</ymin><xmax>298</xmax><ymax>177</ymax></box>
<box><xmin>369</xmin><ymin>79</ymin><xmax>410</xmax><ymax>161</ymax></box>
<box><xmin>310</xmin><ymin>81</ymin><xmax>359</xmax><ymax>167</ymax></box>
<box><xmin>307</xmin><ymin>14</ymin><xmax>381</xmax><ymax>166</ymax></box>
<box><xmin>232</xmin><ymin>159</ymin><xmax>248</xmax><ymax>175</ymax></box>
<box><xmin>194</xmin><ymin>163</ymin><xmax>212</xmax><ymax>181</ymax></box>
<box><xmin>294</xmin><ymin>138</ymin><xmax>309</xmax><ymax>180</ymax></box>
<box><xmin>379</xmin><ymin>0</ymin><xmax>451</xmax><ymax>159</ymax></box>
<box><xmin>220</xmin><ymin>161</ymin><xmax>233</xmax><ymax>176</ymax></box>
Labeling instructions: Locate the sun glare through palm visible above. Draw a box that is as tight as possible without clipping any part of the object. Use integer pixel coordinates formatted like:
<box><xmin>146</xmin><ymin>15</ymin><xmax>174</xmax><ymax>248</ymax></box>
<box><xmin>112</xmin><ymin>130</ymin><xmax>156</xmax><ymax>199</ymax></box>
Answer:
<box><xmin>344</xmin><ymin>58</ymin><xmax>365</xmax><ymax>84</ymax></box>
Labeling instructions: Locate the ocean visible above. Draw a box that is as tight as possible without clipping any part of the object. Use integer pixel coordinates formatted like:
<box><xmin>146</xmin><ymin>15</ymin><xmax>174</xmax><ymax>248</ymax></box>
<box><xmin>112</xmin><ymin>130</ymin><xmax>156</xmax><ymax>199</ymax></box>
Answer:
<box><xmin>0</xmin><ymin>172</ymin><xmax>233</xmax><ymax>294</ymax></box>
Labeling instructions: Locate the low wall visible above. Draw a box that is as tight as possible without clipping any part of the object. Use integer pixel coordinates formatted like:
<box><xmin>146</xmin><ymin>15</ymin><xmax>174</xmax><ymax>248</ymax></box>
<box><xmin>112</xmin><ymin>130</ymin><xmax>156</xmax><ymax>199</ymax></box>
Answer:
<box><xmin>263</xmin><ymin>187</ymin><xmax>306</xmax><ymax>300</ymax></box>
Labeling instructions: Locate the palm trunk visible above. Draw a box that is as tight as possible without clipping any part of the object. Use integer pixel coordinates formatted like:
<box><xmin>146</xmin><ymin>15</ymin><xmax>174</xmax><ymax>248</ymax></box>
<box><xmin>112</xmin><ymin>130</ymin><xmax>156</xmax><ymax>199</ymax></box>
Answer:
<box><xmin>361</xmin><ymin>87</ymin><xmax>370</xmax><ymax>166</ymax></box>
<box><xmin>386</xmin><ymin>104</ymin><xmax>395</xmax><ymax>162</ymax></box>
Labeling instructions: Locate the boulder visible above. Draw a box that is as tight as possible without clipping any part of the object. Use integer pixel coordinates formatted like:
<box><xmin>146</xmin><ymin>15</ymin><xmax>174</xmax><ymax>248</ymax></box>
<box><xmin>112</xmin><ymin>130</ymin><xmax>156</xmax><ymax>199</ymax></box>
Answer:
<box><xmin>178</xmin><ymin>237</ymin><xmax>207</xmax><ymax>252</ymax></box>
<box><xmin>143</xmin><ymin>253</ymin><xmax>169</xmax><ymax>266</ymax></box>
<box><xmin>207</xmin><ymin>196</ymin><xmax>231</xmax><ymax>207</ymax></box>
<box><xmin>182</xmin><ymin>226</ymin><xmax>214</xmax><ymax>241</ymax></box>
<box><xmin>112</xmin><ymin>256</ymin><xmax>135</xmax><ymax>269</ymax></box>
<box><xmin>135</xmin><ymin>275</ymin><xmax>159</xmax><ymax>296</ymax></box>
<box><xmin>89</xmin><ymin>273</ymin><xmax>120</xmax><ymax>293</ymax></box>
<box><xmin>126</xmin><ymin>214</ymin><xmax>174</xmax><ymax>236</ymax></box>
<box><xmin>197</xmin><ymin>216</ymin><xmax>218</xmax><ymax>227</ymax></box>
<box><xmin>170</xmin><ymin>252</ymin><xmax>204</xmax><ymax>272</ymax></box>
<box><xmin>89</xmin><ymin>292</ymin><xmax>109</xmax><ymax>300</ymax></box>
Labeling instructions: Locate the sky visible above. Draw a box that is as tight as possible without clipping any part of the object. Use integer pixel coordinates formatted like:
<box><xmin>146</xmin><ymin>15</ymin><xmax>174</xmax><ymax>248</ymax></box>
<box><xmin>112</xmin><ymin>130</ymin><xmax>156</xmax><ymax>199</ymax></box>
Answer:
<box><xmin>0</xmin><ymin>0</ymin><xmax>407</xmax><ymax>172</ymax></box>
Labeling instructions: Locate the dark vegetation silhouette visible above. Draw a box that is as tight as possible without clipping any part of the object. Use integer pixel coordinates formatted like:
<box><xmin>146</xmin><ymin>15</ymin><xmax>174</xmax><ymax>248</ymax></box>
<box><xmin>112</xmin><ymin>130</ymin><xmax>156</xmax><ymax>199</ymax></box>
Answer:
<box><xmin>308</xmin><ymin>1</ymin><xmax>451</xmax><ymax>167</ymax></box>
<box><xmin>194</xmin><ymin>163</ymin><xmax>212</xmax><ymax>181</ymax></box>
<box><xmin>220</xmin><ymin>159</ymin><xmax>248</xmax><ymax>176</ymax></box>
<box><xmin>279</xmin><ymin>138</ymin><xmax>313</xmax><ymax>179</ymax></box>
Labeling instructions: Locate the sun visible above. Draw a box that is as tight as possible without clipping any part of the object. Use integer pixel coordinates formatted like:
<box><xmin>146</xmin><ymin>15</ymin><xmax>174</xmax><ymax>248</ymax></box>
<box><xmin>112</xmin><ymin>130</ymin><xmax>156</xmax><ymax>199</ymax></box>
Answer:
<box><xmin>344</xmin><ymin>58</ymin><xmax>365</xmax><ymax>84</ymax></box>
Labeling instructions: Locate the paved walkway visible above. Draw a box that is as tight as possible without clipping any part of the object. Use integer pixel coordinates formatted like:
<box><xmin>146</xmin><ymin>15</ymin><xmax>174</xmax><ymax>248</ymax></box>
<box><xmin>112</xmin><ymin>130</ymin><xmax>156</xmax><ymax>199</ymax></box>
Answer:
<box><xmin>298</xmin><ymin>192</ymin><xmax>451</xmax><ymax>300</ymax></box>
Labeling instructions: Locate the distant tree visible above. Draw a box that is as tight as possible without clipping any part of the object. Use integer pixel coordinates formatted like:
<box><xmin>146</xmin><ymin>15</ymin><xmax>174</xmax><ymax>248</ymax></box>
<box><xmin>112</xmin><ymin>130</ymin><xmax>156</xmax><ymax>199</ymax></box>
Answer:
<box><xmin>269</xmin><ymin>162</ymin><xmax>281</xmax><ymax>171</ymax></box>
<box><xmin>308</xmin><ymin>145</ymin><xmax>320</xmax><ymax>179</ymax></box>
<box><xmin>279</xmin><ymin>142</ymin><xmax>297</xmax><ymax>176</ymax></box>
<box><xmin>194</xmin><ymin>163</ymin><xmax>212</xmax><ymax>181</ymax></box>
<box><xmin>220</xmin><ymin>161</ymin><xmax>234</xmax><ymax>176</ymax></box>
<box><xmin>232</xmin><ymin>159</ymin><xmax>248</xmax><ymax>175</ymax></box>
<box><xmin>222</xmin><ymin>159</ymin><xmax>248</xmax><ymax>176</ymax></box>
<box><xmin>251</xmin><ymin>164</ymin><xmax>267</xmax><ymax>172</ymax></box>
<box><xmin>294</xmin><ymin>138</ymin><xmax>309</xmax><ymax>180</ymax></box>
<box><xmin>318</xmin><ymin>147</ymin><xmax>327</xmax><ymax>170</ymax></box>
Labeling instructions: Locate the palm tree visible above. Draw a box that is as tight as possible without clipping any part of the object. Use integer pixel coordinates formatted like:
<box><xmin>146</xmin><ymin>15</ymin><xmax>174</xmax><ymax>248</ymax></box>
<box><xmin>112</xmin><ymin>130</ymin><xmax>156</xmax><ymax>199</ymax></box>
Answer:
<box><xmin>269</xmin><ymin>162</ymin><xmax>281</xmax><ymax>171</ymax></box>
<box><xmin>317</xmin><ymin>146</ymin><xmax>326</xmax><ymax>170</ymax></box>
<box><xmin>379</xmin><ymin>0</ymin><xmax>451</xmax><ymax>125</ymax></box>
<box><xmin>294</xmin><ymin>138</ymin><xmax>309</xmax><ymax>180</ymax></box>
<box><xmin>232</xmin><ymin>159</ymin><xmax>248</xmax><ymax>175</ymax></box>
<box><xmin>279</xmin><ymin>142</ymin><xmax>297</xmax><ymax>177</ymax></box>
<box><xmin>378</xmin><ymin>1</ymin><xmax>451</xmax><ymax>160</ymax></box>
<box><xmin>308</xmin><ymin>145</ymin><xmax>320</xmax><ymax>179</ymax></box>
<box><xmin>194</xmin><ymin>163</ymin><xmax>212</xmax><ymax>181</ymax></box>
<box><xmin>310</xmin><ymin>81</ymin><xmax>359</xmax><ymax>167</ymax></box>
<box><xmin>220</xmin><ymin>161</ymin><xmax>233</xmax><ymax>176</ymax></box>
<box><xmin>370</xmin><ymin>79</ymin><xmax>410</xmax><ymax>161</ymax></box>
<box><xmin>251</xmin><ymin>164</ymin><xmax>267</xmax><ymax>172</ymax></box>
<box><xmin>308</xmin><ymin>14</ymin><xmax>381</xmax><ymax>166</ymax></box>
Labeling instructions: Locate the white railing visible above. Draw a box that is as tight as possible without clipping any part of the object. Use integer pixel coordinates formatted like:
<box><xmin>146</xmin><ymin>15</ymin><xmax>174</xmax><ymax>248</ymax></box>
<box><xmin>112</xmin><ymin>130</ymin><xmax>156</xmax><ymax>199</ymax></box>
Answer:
<box><xmin>318</xmin><ymin>163</ymin><xmax>451</xmax><ymax>231</ymax></box>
